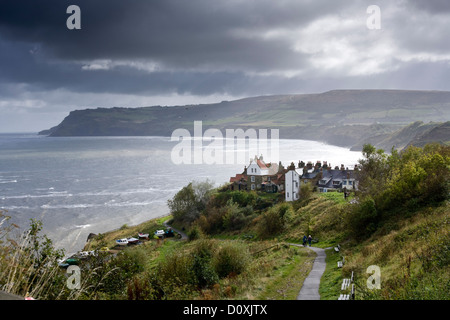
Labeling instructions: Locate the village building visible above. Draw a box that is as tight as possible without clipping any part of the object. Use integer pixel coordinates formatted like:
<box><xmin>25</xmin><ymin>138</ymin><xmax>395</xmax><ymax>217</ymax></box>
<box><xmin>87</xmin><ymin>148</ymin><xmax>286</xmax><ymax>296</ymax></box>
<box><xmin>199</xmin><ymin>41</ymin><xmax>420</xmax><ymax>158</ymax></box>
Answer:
<box><xmin>284</xmin><ymin>161</ymin><xmax>359</xmax><ymax>201</ymax></box>
<box><xmin>229</xmin><ymin>155</ymin><xmax>285</xmax><ymax>192</ymax></box>
<box><xmin>229</xmin><ymin>155</ymin><xmax>359</xmax><ymax>202</ymax></box>
<box><xmin>285</xmin><ymin>162</ymin><xmax>301</xmax><ymax>201</ymax></box>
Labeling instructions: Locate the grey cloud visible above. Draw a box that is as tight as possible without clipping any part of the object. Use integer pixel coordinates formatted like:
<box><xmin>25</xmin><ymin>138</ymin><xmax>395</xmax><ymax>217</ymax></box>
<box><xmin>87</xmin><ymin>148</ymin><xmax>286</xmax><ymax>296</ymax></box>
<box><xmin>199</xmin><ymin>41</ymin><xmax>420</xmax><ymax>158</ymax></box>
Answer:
<box><xmin>0</xmin><ymin>0</ymin><xmax>354</xmax><ymax>73</ymax></box>
<box><xmin>406</xmin><ymin>0</ymin><xmax>450</xmax><ymax>14</ymax></box>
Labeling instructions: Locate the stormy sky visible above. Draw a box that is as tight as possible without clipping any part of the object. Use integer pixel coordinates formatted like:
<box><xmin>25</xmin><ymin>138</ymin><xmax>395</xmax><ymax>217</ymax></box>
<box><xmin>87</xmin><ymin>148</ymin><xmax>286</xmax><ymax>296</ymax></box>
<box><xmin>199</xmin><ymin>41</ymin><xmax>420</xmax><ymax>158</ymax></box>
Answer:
<box><xmin>0</xmin><ymin>0</ymin><xmax>449</xmax><ymax>132</ymax></box>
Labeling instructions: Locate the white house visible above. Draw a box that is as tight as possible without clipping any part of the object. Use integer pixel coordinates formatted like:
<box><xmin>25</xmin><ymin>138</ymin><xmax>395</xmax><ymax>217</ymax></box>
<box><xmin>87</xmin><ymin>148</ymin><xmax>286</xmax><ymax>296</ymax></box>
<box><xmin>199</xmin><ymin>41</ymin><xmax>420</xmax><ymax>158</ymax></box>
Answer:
<box><xmin>247</xmin><ymin>155</ymin><xmax>270</xmax><ymax>176</ymax></box>
<box><xmin>246</xmin><ymin>155</ymin><xmax>279</xmax><ymax>191</ymax></box>
<box><xmin>285</xmin><ymin>164</ymin><xmax>302</xmax><ymax>202</ymax></box>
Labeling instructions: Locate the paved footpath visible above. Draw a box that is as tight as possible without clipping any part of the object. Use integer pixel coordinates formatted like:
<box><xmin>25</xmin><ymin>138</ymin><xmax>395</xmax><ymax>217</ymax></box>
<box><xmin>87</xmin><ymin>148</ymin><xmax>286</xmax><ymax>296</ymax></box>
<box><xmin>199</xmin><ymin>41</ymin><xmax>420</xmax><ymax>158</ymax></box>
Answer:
<box><xmin>290</xmin><ymin>244</ymin><xmax>329</xmax><ymax>300</ymax></box>
<box><xmin>164</xmin><ymin>220</ymin><xmax>188</xmax><ymax>240</ymax></box>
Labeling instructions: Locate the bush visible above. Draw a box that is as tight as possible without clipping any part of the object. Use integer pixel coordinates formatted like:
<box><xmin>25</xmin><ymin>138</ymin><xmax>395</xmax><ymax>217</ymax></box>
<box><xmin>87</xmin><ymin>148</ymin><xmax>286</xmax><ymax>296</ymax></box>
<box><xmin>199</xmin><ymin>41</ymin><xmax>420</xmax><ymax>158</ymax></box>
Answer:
<box><xmin>197</xmin><ymin>200</ymin><xmax>255</xmax><ymax>235</ymax></box>
<box><xmin>211</xmin><ymin>190</ymin><xmax>257</xmax><ymax>208</ymax></box>
<box><xmin>213</xmin><ymin>243</ymin><xmax>250</xmax><ymax>278</ymax></box>
<box><xmin>346</xmin><ymin>197</ymin><xmax>379</xmax><ymax>239</ymax></box>
<box><xmin>190</xmin><ymin>240</ymin><xmax>219</xmax><ymax>288</ymax></box>
<box><xmin>157</xmin><ymin>250</ymin><xmax>196</xmax><ymax>286</ymax></box>
<box><xmin>187</xmin><ymin>224</ymin><xmax>205</xmax><ymax>241</ymax></box>
<box><xmin>257</xmin><ymin>203</ymin><xmax>294</xmax><ymax>238</ymax></box>
<box><xmin>97</xmin><ymin>248</ymin><xmax>146</xmax><ymax>297</ymax></box>
<box><xmin>222</xmin><ymin>202</ymin><xmax>252</xmax><ymax>231</ymax></box>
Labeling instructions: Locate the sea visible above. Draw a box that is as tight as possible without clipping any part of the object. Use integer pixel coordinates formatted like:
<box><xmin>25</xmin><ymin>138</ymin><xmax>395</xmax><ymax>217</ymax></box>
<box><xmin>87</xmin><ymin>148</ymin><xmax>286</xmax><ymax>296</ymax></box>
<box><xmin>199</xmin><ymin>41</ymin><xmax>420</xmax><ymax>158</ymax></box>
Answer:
<box><xmin>0</xmin><ymin>133</ymin><xmax>362</xmax><ymax>255</ymax></box>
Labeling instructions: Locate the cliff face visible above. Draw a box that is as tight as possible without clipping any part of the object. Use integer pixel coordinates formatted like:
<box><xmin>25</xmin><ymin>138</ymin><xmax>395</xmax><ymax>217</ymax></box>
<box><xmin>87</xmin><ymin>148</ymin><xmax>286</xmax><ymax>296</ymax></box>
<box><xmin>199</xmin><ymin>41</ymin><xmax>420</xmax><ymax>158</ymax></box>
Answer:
<box><xmin>39</xmin><ymin>90</ymin><xmax>450</xmax><ymax>149</ymax></box>
<box><xmin>349</xmin><ymin>121</ymin><xmax>450</xmax><ymax>151</ymax></box>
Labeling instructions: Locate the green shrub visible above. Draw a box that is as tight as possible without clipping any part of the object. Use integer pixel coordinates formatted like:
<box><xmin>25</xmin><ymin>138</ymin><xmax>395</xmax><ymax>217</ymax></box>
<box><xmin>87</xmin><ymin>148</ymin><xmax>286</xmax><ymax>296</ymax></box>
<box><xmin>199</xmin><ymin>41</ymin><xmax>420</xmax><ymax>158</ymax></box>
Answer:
<box><xmin>257</xmin><ymin>203</ymin><xmax>294</xmax><ymax>238</ymax></box>
<box><xmin>187</xmin><ymin>224</ymin><xmax>205</xmax><ymax>241</ymax></box>
<box><xmin>346</xmin><ymin>197</ymin><xmax>379</xmax><ymax>239</ymax></box>
<box><xmin>222</xmin><ymin>202</ymin><xmax>249</xmax><ymax>231</ymax></box>
<box><xmin>157</xmin><ymin>250</ymin><xmax>196</xmax><ymax>286</ymax></box>
<box><xmin>213</xmin><ymin>243</ymin><xmax>250</xmax><ymax>278</ymax></box>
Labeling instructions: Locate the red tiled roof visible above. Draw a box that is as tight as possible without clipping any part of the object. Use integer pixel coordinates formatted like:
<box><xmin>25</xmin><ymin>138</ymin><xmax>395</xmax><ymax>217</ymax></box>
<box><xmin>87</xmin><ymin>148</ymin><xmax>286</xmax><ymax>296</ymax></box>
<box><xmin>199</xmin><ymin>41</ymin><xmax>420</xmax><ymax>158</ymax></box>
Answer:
<box><xmin>230</xmin><ymin>174</ymin><xmax>245</xmax><ymax>183</ymax></box>
<box><xmin>256</xmin><ymin>159</ymin><xmax>269</xmax><ymax>169</ymax></box>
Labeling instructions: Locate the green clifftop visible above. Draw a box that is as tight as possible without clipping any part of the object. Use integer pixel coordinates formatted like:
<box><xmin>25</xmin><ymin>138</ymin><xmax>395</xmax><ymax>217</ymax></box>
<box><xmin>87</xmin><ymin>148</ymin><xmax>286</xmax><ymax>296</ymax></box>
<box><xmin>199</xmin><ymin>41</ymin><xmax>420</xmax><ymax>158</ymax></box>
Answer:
<box><xmin>40</xmin><ymin>89</ymin><xmax>450</xmax><ymax>150</ymax></box>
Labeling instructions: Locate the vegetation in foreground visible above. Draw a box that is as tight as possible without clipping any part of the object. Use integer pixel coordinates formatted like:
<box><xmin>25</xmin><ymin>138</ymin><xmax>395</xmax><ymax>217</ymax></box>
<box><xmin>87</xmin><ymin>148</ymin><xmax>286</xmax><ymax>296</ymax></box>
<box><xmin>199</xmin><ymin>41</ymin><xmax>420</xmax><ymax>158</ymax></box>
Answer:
<box><xmin>0</xmin><ymin>143</ymin><xmax>448</xmax><ymax>300</ymax></box>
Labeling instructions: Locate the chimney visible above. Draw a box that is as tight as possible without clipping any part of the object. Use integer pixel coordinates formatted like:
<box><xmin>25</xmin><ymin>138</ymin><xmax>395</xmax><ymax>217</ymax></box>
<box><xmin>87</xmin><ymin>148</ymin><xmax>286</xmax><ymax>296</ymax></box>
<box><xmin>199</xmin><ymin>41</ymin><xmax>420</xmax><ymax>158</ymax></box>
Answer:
<box><xmin>288</xmin><ymin>162</ymin><xmax>296</xmax><ymax>171</ymax></box>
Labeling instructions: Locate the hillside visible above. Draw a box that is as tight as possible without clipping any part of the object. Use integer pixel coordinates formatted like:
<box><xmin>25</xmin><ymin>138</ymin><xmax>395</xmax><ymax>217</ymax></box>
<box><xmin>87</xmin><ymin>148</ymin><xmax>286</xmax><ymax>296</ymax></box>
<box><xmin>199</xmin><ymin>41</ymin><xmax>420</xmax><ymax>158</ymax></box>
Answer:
<box><xmin>39</xmin><ymin>89</ymin><xmax>450</xmax><ymax>149</ymax></box>
<box><xmin>349</xmin><ymin>121</ymin><xmax>450</xmax><ymax>151</ymax></box>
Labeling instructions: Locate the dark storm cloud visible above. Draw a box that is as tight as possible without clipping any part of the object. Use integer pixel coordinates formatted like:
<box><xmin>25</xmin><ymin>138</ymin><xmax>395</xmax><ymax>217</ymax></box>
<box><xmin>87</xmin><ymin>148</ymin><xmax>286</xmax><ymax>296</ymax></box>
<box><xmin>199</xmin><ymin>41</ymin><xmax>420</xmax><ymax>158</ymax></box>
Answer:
<box><xmin>0</xmin><ymin>0</ymin><xmax>344</xmax><ymax>72</ymax></box>
<box><xmin>0</xmin><ymin>0</ymin><xmax>356</xmax><ymax>98</ymax></box>
<box><xmin>0</xmin><ymin>33</ymin><xmax>285</xmax><ymax>97</ymax></box>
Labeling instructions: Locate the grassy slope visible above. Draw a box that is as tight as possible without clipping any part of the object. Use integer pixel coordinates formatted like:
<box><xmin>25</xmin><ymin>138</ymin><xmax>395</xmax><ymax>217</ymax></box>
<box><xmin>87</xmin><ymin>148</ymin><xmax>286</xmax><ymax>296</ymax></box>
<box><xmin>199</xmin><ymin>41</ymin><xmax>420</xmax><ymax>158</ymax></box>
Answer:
<box><xmin>82</xmin><ymin>215</ymin><xmax>316</xmax><ymax>300</ymax></box>
<box><xmin>284</xmin><ymin>194</ymin><xmax>449</xmax><ymax>300</ymax></box>
<box><xmin>80</xmin><ymin>189</ymin><xmax>448</xmax><ymax>300</ymax></box>
<box><xmin>342</xmin><ymin>204</ymin><xmax>449</xmax><ymax>300</ymax></box>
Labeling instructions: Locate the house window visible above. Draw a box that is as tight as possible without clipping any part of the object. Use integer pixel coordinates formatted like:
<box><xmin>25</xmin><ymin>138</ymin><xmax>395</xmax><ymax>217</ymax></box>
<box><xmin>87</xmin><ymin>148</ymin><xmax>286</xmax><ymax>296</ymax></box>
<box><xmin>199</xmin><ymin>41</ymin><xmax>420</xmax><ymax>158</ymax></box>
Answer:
<box><xmin>251</xmin><ymin>184</ymin><xmax>255</xmax><ymax>190</ymax></box>
<box><xmin>343</xmin><ymin>181</ymin><xmax>347</xmax><ymax>185</ymax></box>
<box><xmin>251</xmin><ymin>176</ymin><xmax>255</xmax><ymax>182</ymax></box>
<box><xmin>320</xmin><ymin>179</ymin><xmax>326</xmax><ymax>184</ymax></box>
<box><xmin>287</xmin><ymin>192</ymin><xmax>289</xmax><ymax>198</ymax></box>
<box><xmin>348</xmin><ymin>180</ymin><xmax>353</xmax><ymax>185</ymax></box>
<box><xmin>333</xmin><ymin>181</ymin><xmax>340</xmax><ymax>186</ymax></box>
<box><xmin>295</xmin><ymin>181</ymin><xmax>298</xmax><ymax>187</ymax></box>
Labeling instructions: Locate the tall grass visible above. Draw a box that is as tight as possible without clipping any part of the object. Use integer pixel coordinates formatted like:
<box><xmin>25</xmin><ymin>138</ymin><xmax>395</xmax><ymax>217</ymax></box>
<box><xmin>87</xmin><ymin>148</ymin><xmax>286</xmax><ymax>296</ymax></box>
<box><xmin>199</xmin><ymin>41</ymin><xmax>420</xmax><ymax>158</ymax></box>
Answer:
<box><xmin>0</xmin><ymin>213</ymin><xmax>65</xmax><ymax>299</ymax></box>
<box><xmin>0</xmin><ymin>211</ymin><xmax>124</xmax><ymax>300</ymax></box>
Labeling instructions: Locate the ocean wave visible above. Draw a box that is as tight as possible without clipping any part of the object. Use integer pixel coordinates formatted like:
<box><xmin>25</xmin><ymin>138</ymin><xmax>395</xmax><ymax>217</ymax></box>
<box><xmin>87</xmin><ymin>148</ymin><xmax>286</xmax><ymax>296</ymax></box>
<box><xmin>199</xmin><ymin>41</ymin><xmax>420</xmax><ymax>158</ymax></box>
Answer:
<box><xmin>0</xmin><ymin>180</ymin><xmax>17</xmax><ymax>184</ymax></box>
<box><xmin>1</xmin><ymin>187</ymin><xmax>176</xmax><ymax>200</ymax></box>
<box><xmin>0</xmin><ymin>205</ymin><xmax>32</xmax><ymax>210</ymax></box>
<box><xmin>74</xmin><ymin>224</ymin><xmax>91</xmax><ymax>229</ymax></box>
<box><xmin>76</xmin><ymin>188</ymin><xmax>179</xmax><ymax>197</ymax></box>
<box><xmin>1</xmin><ymin>193</ymin><xmax>73</xmax><ymax>200</ymax></box>
<box><xmin>40</xmin><ymin>200</ymin><xmax>165</xmax><ymax>210</ymax></box>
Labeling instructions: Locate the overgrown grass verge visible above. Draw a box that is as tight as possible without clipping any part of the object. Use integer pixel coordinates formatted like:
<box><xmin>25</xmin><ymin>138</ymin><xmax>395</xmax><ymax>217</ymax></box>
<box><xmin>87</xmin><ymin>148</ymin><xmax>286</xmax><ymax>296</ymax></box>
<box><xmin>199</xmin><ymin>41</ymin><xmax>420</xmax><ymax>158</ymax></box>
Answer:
<box><xmin>319</xmin><ymin>248</ymin><xmax>348</xmax><ymax>300</ymax></box>
<box><xmin>257</xmin><ymin>245</ymin><xmax>315</xmax><ymax>300</ymax></box>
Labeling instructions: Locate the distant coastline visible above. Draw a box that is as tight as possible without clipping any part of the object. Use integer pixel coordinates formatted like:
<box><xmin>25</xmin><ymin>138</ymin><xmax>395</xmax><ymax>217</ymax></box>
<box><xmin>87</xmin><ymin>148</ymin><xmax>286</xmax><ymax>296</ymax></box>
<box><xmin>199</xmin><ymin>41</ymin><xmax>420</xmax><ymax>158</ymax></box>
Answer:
<box><xmin>37</xmin><ymin>90</ymin><xmax>450</xmax><ymax>151</ymax></box>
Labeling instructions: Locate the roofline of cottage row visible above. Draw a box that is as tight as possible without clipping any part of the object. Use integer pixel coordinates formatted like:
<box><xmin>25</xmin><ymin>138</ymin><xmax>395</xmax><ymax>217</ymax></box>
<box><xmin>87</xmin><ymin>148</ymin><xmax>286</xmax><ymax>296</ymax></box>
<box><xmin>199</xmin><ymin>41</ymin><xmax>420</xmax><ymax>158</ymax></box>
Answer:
<box><xmin>246</xmin><ymin>155</ymin><xmax>360</xmax><ymax>170</ymax></box>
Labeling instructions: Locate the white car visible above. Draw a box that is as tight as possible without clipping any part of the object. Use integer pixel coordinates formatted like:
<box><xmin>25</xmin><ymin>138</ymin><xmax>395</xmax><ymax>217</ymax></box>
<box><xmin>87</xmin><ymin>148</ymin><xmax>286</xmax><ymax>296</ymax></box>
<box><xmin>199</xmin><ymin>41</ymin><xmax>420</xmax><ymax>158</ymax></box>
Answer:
<box><xmin>155</xmin><ymin>230</ymin><xmax>165</xmax><ymax>237</ymax></box>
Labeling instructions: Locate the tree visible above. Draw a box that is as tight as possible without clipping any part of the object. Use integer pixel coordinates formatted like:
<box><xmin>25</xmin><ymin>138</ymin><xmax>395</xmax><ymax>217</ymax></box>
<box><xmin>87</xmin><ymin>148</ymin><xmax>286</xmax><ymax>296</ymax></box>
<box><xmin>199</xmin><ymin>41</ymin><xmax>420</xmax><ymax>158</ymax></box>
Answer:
<box><xmin>356</xmin><ymin>144</ymin><xmax>388</xmax><ymax>200</ymax></box>
<box><xmin>167</xmin><ymin>180</ymin><xmax>214</xmax><ymax>224</ymax></box>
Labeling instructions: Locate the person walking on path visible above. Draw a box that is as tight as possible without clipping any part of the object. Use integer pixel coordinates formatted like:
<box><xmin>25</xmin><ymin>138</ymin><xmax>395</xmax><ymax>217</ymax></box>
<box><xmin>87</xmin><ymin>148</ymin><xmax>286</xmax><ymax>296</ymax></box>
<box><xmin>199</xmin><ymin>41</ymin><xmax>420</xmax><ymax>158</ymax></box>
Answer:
<box><xmin>308</xmin><ymin>235</ymin><xmax>312</xmax><ymax>247</ymax></box>
<box><xmin>303</xmin><ymin>235</ymin><xmax>307</xmax><ymax>247</ymax></box>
